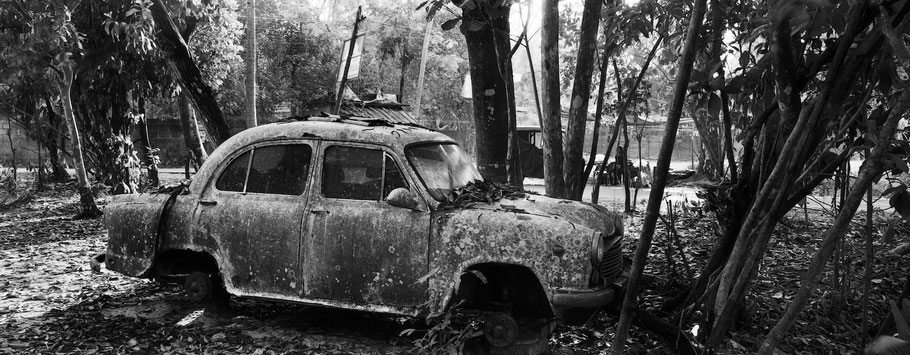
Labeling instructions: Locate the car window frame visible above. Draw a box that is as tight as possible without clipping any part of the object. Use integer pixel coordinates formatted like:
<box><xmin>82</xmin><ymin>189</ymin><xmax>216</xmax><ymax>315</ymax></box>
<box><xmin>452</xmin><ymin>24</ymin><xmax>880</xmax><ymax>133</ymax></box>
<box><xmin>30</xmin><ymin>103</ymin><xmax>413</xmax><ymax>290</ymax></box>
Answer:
<box><xmin>210</xmin><ymin>140</ymin><xmax>315</xmax><ymax>196</ymax></box>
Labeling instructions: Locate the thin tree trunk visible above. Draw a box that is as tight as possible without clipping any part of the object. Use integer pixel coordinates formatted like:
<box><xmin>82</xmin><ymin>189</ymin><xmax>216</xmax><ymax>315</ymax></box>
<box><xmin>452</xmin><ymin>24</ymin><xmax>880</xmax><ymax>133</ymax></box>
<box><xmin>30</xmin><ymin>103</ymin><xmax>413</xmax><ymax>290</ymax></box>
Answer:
<box><xmin>136</xmin><ymin>97</ymin><xmax>158</xmax><ymax>188</ymax></box>
<box><xmin>524</xmin><ymin>35</ymin><xmax>545</xmax><ymax>135</ymax></box>
<box><xmin>541</xmin><ymin>0</ymin><xmax>565</xmax><ymax>197</ymax></box>
<box><xmin>6</xmin><ymin>115</ymin><xmax>16</xmax><ymax>183</ymax></box>
<box><xmin>610</xmin><ymin>0</ymin><xmax>708</xmax><ymax>351</ymax></box>
<box><xmin>564</xmin><ymin>0</ymin><xmax>604</xmax><ymax>200</ymax></box>
<box><xmin>496</xmin><ymin>16</ymin><xmax>521</xmax><ymax>188</ymax></box>
<box><xmin>859</xmin><ymin>148</ymin><xmax>874</xmax><ymax>350</ymax></box>
<box><xmin>179</xmin><ymin>94</ymin><xmax>208</xmax><ymax>167</ymax></box>
<box><xmin>59</xmin><ymin>63</ymin><xmax>101</xmax><ymax>219</ymax></box>
<box><xmin>582</xmin><ymin>47</ymin><xmax>614</xmax><ymax>201</ymax></box>
<box><xmin>721</xmin><ymin>92</ymin><xmax>737</xmax><ymax>180</ymax></box>
<box><xmin>245</xmin><ymin>0</ymin><xmax>258</xmax><ymax>128</ymax></box>
<box><xmin>622</xmin><ymin>103</ymin><xmax>631</xmax><ymax>212</ymax></box>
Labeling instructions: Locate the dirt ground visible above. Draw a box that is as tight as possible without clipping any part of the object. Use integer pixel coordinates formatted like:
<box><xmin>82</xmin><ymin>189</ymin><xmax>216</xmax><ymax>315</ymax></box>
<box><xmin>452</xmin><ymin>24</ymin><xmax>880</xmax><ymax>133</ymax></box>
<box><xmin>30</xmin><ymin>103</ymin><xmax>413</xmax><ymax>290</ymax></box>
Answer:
<box><xmin>1</xmin><ymin>173</ymin><xmax>909</xmax><ymax>354</ymax></box>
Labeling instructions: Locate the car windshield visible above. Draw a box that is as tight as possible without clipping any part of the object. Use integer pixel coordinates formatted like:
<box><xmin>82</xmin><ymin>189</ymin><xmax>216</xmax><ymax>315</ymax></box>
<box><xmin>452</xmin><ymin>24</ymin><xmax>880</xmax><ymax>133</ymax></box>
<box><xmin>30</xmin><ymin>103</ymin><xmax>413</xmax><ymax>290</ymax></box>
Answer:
<box><xmin>406</xmin><ymin>143</ymin><xmax>483</xmax><ymax>201</ymax></box>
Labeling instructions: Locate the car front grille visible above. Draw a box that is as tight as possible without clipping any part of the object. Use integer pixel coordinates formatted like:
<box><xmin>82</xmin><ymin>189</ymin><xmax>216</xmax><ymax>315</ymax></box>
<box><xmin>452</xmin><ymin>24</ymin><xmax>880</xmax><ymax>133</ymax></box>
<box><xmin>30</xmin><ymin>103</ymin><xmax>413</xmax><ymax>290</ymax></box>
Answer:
<box><xmin>599</xmin><ymin>234</ymin><xmax>624</xmax><ymax>282</ymax></box>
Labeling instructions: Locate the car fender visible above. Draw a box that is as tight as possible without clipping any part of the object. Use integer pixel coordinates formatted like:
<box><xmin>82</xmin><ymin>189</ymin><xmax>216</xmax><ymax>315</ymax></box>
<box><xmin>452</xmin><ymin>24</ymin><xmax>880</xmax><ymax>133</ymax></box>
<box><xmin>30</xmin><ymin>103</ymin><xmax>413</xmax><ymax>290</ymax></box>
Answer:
<box><xmin>104</xmin><ymin>185</ymin><xmax>186</xmax><ymax>277</ymax></box>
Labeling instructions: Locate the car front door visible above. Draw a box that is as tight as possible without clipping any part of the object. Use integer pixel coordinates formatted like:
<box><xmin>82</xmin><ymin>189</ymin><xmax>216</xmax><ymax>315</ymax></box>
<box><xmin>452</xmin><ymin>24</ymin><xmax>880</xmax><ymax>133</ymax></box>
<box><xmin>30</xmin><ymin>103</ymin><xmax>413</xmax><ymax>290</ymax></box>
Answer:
<box><xmin>304</xmin><ymin>143</ymin><xmax>430</xmax><ymax>308</ymax></box>
<box><xmin>195</xmin><ymin>142</ymin><xmax>314</xmax><ymax>297</ymax></box>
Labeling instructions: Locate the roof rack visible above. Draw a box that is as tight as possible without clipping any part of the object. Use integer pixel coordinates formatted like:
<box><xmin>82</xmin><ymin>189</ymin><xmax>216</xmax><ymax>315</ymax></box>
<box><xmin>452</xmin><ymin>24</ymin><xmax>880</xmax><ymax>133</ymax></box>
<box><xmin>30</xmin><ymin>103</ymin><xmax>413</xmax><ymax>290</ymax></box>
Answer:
<box><xmin>283</xmin><ymin>113</ymin><xmax>429</xmax><ymax>130</ymax></box>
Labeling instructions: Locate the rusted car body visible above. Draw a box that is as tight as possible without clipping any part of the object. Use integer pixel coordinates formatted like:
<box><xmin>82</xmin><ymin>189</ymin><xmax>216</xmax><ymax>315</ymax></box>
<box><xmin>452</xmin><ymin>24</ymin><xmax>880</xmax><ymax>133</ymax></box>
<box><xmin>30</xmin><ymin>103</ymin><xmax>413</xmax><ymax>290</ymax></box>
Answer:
<box><xmin>101</xmin><ymin>115</ymin><xmax>624</xmax><ymax>350</ymax></box>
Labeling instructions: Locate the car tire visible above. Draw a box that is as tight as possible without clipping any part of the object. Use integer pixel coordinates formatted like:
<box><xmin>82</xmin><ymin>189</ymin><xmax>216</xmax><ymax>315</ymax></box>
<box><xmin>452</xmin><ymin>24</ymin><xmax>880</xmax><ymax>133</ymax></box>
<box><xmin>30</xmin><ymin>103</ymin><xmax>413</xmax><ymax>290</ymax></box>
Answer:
<box><xmin>465</xmin><ymin>313</ymin><xmax>552</xmax><ymax>355</ymax></box>
<box><xmin>184</xmin><ymin>271</ymin><xmax>213</xmax><ymax>302</ymax></box>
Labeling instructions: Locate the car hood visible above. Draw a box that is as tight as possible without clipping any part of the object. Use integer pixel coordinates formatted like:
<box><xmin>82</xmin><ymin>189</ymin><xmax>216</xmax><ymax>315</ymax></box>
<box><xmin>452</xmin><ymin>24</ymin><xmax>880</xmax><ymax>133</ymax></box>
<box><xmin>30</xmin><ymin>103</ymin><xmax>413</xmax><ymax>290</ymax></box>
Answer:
<box><xmin>423</xmin><ymin>194</ymin><xmax>623</xmax><ymax>313</ymax></box>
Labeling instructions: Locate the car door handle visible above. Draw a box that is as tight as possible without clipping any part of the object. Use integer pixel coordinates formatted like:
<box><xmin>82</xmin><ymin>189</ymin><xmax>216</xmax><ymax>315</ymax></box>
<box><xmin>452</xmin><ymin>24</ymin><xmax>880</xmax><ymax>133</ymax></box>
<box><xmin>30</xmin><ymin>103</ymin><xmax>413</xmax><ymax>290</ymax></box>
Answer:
<box><xmin>310</xmin><ymin>209</ymin><xmax>329</xmax><ymax>214</ymax></box>
<box><xmin>200</xmin><ymin>200</ymin><xmax>217</xmax><ymax>206</ymax></box>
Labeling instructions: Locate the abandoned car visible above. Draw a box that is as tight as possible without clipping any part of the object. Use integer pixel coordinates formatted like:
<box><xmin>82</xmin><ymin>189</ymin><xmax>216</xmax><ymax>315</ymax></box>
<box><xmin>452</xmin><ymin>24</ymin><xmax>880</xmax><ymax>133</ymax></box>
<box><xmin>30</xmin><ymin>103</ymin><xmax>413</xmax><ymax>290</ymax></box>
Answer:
<box><xmin>99</xmin><ymin>115</ymin><xmax>625</xmax><ymax>351</ymax></box>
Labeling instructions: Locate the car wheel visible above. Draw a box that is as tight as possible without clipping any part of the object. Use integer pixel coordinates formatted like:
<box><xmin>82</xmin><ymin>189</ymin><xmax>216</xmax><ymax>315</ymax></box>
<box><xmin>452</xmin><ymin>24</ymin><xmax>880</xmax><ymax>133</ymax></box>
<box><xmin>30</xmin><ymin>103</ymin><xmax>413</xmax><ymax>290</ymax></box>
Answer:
<box><xmin>184</xmin><ymin>271</ymin><xmax>213</xmax><ymax>302</ymax></box>
<box><xmin>466</xmin><ymin>313</ymin><xmax>552</xmax><ymax>355</ymax></box>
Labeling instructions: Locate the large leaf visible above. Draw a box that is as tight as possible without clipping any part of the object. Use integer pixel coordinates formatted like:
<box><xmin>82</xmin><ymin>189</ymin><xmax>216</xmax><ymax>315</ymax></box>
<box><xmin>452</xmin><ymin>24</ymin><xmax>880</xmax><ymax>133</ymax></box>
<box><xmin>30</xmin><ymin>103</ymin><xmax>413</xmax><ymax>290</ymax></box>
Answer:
<box><xmin>441</xmin><ymin>18</ymin><xmax>460</xmax><ymax>31</ymax></box>
<box><xmin>890</xmin><ymin>191</ymin><xmax>910</xmax><ymax>220</ymax></box>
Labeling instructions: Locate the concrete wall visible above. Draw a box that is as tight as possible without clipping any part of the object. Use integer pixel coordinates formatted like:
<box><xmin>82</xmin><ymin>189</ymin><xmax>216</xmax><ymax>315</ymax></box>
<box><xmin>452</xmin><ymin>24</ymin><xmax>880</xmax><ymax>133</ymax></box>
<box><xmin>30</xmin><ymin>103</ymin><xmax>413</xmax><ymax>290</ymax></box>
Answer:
<box><xmin>0</xmin><ymin>114</ymin><xmax>41</xmax><ymax>165</ymax></box>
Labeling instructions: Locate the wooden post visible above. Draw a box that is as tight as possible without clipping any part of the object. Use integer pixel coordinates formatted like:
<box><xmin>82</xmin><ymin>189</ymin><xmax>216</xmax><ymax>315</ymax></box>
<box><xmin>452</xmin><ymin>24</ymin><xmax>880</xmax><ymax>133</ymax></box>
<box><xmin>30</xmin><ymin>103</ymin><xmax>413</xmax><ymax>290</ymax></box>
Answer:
<box><xmin>413</xmin><ymin>19</ymin><xmax>432</xmax><ymax>117</ymax></box>
<box><xmin>335</xmin><ymin>6</ymin><xmax>365</xmax><ymax>115</ymax></box>
<box><xmin>245</xmin><ymin>0</ymin><xmax>257</xmax><ymax>128</ymax></box>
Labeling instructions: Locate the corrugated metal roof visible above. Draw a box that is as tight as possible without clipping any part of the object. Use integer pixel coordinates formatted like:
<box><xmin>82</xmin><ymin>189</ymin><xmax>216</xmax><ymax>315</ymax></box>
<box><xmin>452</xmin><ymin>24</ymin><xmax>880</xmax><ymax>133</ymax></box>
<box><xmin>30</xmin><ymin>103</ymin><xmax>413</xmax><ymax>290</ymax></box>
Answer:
<box><xmin>339</xmin><ymin>103</ymin><xmax>421</xmax><ymax>126</ymax></box>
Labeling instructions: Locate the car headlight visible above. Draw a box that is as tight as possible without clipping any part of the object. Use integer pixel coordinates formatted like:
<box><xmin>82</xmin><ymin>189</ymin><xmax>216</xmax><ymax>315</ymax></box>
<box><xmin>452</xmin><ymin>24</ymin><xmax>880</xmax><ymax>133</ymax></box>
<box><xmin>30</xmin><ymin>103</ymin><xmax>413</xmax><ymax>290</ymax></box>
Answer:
<box><xmin>589</xmin><ymin>232</ymin><xmax>604</xmax><ymax>265</ymax></box>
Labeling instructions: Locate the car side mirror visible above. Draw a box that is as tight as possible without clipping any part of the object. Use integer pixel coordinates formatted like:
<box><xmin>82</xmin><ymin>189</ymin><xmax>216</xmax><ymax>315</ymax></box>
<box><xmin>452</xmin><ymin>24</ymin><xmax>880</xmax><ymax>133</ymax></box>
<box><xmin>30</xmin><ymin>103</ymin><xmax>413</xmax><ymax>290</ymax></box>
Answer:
<box><xmin>386</xmin><ymin>188</ymin><xmax>423</xmax><ymax>211</ymax></box>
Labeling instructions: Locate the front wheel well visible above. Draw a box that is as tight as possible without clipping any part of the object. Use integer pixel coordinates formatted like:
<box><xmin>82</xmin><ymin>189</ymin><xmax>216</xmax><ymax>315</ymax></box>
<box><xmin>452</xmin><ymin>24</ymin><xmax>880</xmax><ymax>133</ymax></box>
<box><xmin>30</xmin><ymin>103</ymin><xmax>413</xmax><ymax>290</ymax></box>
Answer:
<box><xmin>448</xmin><ymin>263</ymin><xmax>554</xmax><ymax>320</ymax></box>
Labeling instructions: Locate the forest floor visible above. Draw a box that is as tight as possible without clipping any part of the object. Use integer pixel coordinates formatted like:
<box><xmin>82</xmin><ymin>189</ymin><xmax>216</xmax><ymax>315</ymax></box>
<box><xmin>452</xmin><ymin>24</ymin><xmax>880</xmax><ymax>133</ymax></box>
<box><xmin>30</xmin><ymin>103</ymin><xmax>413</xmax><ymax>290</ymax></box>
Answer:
<box><xmin>1</xmin><ymin>172</ymin><xmax>908</xmax><ymax>354</ymax></box>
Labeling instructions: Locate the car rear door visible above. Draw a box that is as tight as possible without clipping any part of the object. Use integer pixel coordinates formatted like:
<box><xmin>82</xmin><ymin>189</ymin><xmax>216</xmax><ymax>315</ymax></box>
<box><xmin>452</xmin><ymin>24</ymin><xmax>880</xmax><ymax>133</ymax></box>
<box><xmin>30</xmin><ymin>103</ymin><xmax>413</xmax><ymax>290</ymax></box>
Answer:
<box><xmin>194</xmin><ymin>141</ymin><xmax>314</xmax><ymax>297</ymax></box>
<box><xmin>304</xmin><ymin>142</ymin><xmax>430</xmax><ymax>309</ymax></box>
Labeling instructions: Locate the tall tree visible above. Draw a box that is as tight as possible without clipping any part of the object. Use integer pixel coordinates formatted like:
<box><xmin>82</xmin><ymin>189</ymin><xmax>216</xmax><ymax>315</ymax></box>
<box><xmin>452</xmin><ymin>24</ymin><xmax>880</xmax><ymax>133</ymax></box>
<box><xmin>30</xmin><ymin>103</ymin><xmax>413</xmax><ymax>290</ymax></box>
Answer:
<box><xmin>423</xmin><ymin>0</ymin><xmax>514</xmax><ymax>183</ymax></box>
<box><xmin>611</xmin><ymin>0</ymin><xmax>708</xmax><ymax>350</ymax></box>
<box><xmin>563</xmin><ymin>0</ymin><xmax>603</xmax><ymax>200</ymax></box>
<box><xmin>60</xmin><ymin>61</ymin><xmax>102</xmax><ymax>218</ymax></box>
<box><xmin>540</xmin><ymin>0</ymin><xmax>565</xmax><ymax>197</ymax></box>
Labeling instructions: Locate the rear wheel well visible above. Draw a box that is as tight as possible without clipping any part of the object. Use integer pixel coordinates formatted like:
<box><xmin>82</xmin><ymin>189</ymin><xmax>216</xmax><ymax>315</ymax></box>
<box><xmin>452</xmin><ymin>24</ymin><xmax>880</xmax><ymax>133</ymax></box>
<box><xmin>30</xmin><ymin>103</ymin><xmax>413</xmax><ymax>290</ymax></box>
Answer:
<box><xmin>449</xmin><ymin>263</ymin><xmax>554</xmax><ymax>320</ymax></box>
<box><xmin>152</xmin><ymin>249</ymin><xmax>219</xmax><ymax>277</ymax></box>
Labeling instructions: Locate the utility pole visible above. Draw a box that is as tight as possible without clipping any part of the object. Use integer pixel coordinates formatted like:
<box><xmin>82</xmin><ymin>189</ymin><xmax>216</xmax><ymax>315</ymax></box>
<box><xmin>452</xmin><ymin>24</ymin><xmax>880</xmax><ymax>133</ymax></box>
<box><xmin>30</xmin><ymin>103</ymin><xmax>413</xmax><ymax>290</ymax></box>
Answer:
<box><xmin>335</xmin><ymin>6</ymin><xmax>365</xmax><ymax>115</ymax></box>
<box><xmin>245</xmin><ymin>0</ymin><xmax>257</xmax><ymax>128</ymax></box>
<box><xmin>412</xmin><ymin>19</ymin><xmax>431</xmax><ymax>118</ymax></box>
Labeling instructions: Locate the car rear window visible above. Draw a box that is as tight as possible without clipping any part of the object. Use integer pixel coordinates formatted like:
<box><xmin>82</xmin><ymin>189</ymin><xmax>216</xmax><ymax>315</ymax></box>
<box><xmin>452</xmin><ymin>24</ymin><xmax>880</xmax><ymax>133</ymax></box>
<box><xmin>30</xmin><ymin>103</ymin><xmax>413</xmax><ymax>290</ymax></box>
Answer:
<box><xmin>246</xmin><ymin>145</ymin><xmax>311</xmax><ymax>195</ymax></box>
<box><xmin>215</xmin><ymin>144</ymin><xmax>311</xmax><ymax>195</ymax></box>
<box><xmin>322</xmin><ymin>146</ymin><xmax>407</xmax><ymax>200</ymax></box>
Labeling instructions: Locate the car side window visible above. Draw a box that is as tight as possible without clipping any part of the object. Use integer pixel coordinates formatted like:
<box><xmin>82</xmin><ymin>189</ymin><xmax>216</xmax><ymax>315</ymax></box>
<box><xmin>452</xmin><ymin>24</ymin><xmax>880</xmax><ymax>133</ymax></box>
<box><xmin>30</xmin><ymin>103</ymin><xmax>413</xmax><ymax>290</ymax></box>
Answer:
<box><xmin>323</xmin><ymin>146</ymin><xmax>407</xmax><ymax>201</ymax></box>
<box><xmin>215</xmin><ymin>151</ymin><xmax>251</xmax><ymax>192</ymax></box>
<box><xmin>214</xmin><ymin>144</ymin><xmax>311</xmax><ymax>195</ymax></box>
<box><xmin>246</xmin><ymin>144</ymin><xmax>312</xmax><ymax>195</ymax></box>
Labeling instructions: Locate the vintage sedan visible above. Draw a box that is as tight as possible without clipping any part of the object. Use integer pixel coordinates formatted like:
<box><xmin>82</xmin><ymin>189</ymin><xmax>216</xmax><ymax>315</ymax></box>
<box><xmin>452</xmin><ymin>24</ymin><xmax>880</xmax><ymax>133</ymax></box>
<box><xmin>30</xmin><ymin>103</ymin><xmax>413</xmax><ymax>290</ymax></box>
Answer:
<box><xmin>100</xmin><ymin>115</ymin><xmax>625</xmax><ymax>353</ymax></box>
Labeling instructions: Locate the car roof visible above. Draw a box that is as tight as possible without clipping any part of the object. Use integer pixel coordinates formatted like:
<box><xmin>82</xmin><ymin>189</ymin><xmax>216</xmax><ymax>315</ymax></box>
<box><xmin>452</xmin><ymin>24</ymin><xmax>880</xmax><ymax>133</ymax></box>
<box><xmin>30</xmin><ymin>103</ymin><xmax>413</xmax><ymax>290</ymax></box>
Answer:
<box><xmin>189</xmin><ymin>116</ymin><xmax>456</xmax><ymax>195</ymax></box>
<box><xmin>229</xmin><ymin>116</ymin><xmax>454</xmax><ymax>148</ymax></box>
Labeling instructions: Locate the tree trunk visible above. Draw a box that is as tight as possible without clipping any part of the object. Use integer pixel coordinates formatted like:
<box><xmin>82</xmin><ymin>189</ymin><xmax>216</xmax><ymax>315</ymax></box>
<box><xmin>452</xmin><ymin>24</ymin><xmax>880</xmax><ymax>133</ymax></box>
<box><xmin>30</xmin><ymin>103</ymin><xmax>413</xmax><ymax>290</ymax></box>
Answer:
<box><xmin>759</xmin><ymin>7</ymin><xmax>910</xmax><ymax>353</ymax></box>
<box><xmin>540</xmin><ymin>0</ymin><xmax>565</xmax><ymax>197</ymax></box>
<box><xmin>59</xmin><ymin>63</ymin><xmax>101</xmax><ymax>219</ymax></box>
<box><xmin>245</xmin><ymin>0</ymin><xmax>258</xmax><ymax>128</ymax></box>
<box><xmin>499</xmin><ymin>20</ymin><xmax>522</xmax><ymax>188</ymax></box>
<box><xmin>582</xmin><ymin>46</ymin><xmax>614</xmax><ymax>200</ymax></box>
<box><xmin>149</xmin><ymin>0</ymin><xmax>231</xmax><ymax>144</ymax></box>
<box><xmin>622</xmin><ymin>116</ymin><xmax>632</xmax><ymax>213</ymax></box>
<box><xmin>564</xmin><ymin>0</ymin><xmax>604</xmax><ymax>200</ymax></box>
<box><xmin>6</xmin><ymin>115</ymin><xmax>16</xmax><ymax>183</ymax></box>
<box><xmin>136</xmin><ymin>98</ymin><xmax>159</xmax><ymax>188</ymax></box>
<box><xmin>461</xmin><ymin>5</ymin><xmax>511</xmax><ymax>183</ymax></box>
<box><xmin>706</xmin><ymin>4</ymin><xmax>869</xmax><ymax>345</ymax></box>
<box><xmin>179</xmin><ymin>94</ymin><xmax>208</xmax><ymax>167</ymax></box>
<box><xmin>44</xmin><ymin>96</ymin><xmax>71</xmax><ymax>182</ymax></box>
<box><xmin>758</xmin><ymin>90</ymin><xmax>906</xmax><ymax>353</ymax></box>
<box><xmin>721</xmin><ymin>92</ymin><xmax>737</xmax><ymax>180</ymax></box>
<box><xmin>610</xmin><ymin>0</ymin><xmax>708</xmax><ymax>351</ymax></box>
